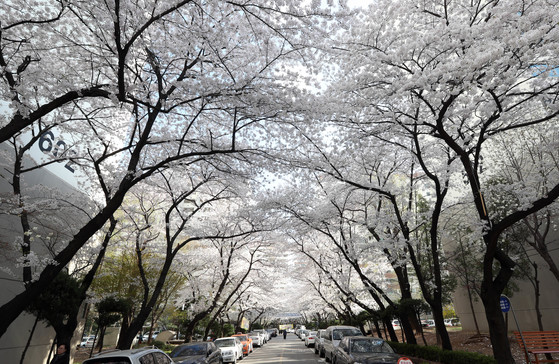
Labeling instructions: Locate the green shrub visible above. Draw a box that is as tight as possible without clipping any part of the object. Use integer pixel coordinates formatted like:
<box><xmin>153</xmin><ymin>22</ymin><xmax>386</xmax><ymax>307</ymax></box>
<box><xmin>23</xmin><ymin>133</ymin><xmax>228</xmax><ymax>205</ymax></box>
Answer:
<box><xmin>152</xmin><ymin>340</ymin><xmax>165</xmax><ymax>349</ymax></box>
<box><xmin>388</xmin><ymin>341</ymin><xmax>497</xmax><ymax>364</ymax></box>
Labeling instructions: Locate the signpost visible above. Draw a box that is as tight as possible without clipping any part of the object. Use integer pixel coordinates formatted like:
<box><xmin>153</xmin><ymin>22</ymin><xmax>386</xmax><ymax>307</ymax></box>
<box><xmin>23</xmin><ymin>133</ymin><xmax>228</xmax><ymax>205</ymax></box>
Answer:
<box><xmin>500</xmin><ymin>295</ymin><xmax>511</xmax><ymax>313</ymax></box>
<box><xmin>501</xmin><ymin>295</ymin><xmax>526</xmax><ymax>352</ymax></box>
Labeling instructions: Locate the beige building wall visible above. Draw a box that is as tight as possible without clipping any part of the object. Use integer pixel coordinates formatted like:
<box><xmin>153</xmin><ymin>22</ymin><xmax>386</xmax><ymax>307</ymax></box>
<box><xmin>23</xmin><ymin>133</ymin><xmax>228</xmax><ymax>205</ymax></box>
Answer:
<box><xmin>0</xmin><ymin>152</ymin><xmax>88</xmax><ymax>363</ymax></box>
<box><xmin>453</xmin><ymin>240</ymin><xmax>559</xmax><ymax>333</ymax></box>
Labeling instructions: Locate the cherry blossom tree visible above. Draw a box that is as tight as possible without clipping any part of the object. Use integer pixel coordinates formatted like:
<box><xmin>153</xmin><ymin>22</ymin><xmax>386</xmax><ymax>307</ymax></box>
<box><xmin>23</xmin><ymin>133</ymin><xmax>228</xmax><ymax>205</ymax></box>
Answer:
<box><xmin>319</xmin><ymin>0</ymin><xmax>559</xmax><ymax>361</ymax></box>
<box><xmin>487</xmin><ymin>128</ymin><xmax>559</xmax><ymax>284</ymax></box>
<box><xmin>0</xmin><ymin>0</ymin><xmax>336</xmax><ymax>340</ymax></box>
<box><xmin>273</xmin><ymin>179</ymin><xmax>405</xmax><ymax>341</ymax></box>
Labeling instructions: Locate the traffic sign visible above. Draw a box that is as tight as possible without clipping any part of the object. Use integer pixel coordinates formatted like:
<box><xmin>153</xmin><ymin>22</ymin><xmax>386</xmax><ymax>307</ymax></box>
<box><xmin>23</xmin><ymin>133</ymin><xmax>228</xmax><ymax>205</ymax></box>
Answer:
<box><xmin>500</xmin><ymin>295</ymin><xmax>511</xmax><ymax>313</ymax></box>
<box><xmin>398</xmin><ymin>358</ymin><xmax>413</xmax><ymax>364</ymax></box>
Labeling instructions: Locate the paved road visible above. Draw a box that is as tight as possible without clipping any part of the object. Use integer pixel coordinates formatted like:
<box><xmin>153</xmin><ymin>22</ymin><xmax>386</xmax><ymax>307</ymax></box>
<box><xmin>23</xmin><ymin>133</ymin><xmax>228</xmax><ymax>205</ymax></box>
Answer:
<box><xmin>240</xmin><ymin>333</ymin><xmax>324</xmax><ymax>364</ymax></box>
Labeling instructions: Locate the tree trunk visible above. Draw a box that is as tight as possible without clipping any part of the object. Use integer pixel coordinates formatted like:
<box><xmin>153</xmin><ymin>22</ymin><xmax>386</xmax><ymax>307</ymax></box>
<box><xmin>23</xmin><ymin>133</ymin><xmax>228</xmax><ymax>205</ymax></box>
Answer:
<box><xmin>89</xmin><ymin>326</ymin><xmax>100</xmax><ymax>357</ymax></box>
<box><xmin>481</xmin><ymin>288</ymin><xmax>515</xmax><ymax>363</ymax></box>
<box><xmin>431</xmin><ymin>302</ymin><xmax>452</xmax><ymax>350</ymax></box>
<box><xmin>96</xmin><ymin>326</ymin><xmax>106</xmax><ymax>353</ymax></box>
<box><xmin>373</xmin><ymin>318</ymin><xmax>383</xmax><ymax>339</ymax></box>
<box><xmin>400</xmin><ymin>314</ymin><xmax>417</xmax><ymax>345</ymax></box>
<box><xmin>528</xmin><ymin>262</ymin><xmax>544</xmax><ymax>331</ymax></box>
<box><xmin>20</xmin><ymin>315</ymin><xmax>39</xmax><ymax>364</ymax></box>
<box><xmin>184</xmin><ymin>310</ymin><xmax>211</xmax><ymax>343</ymax></box>
<box><xmin>383</xmin><ymin>317</ymin><xmax>398</xmax><ymax>342</ymax></box>
<box><xmin>416</xmin><ymin>312</ymin><xmax>427</xmax><ymax>346</ymax></box>
<box><xmin>466</xmin><ymin>282</ymin><xmax>481</xmax><ymax>336</ymax></box>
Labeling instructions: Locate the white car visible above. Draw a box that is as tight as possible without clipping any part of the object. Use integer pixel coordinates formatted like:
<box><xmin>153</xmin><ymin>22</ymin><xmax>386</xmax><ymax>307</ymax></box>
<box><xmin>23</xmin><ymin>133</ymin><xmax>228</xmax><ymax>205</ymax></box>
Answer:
<box><xmin>305</xmin><ymin>331</ymin><xmax>317</xmax><ymax>347</ymax></box>
<box><xmin>248</xmin><ymin>332</ymin><xmax>264</xmax><ymax>347</ymax></box>
<box><xmin>79</xmin><ymin>336</ymin><xmax>96</xmax><ymax>348</ymax></box>
<box><xmin>445</xmin><ymin>318</ymin><xmax>461</xmax><ymax>326</ymax></box>
<box><xmin>214</xmin><ymin>337</ymin><xmax>244</xmax><ymax>363</ymax></box>
<box><xmin>82</xmin><ymin>347</ymin><xmax>173</xmax><ymax>364</ymax></box>
<box><xmin>253</xmin><ymin>329</ymin><xmax>270</xmax><ymax>342</ymax></box>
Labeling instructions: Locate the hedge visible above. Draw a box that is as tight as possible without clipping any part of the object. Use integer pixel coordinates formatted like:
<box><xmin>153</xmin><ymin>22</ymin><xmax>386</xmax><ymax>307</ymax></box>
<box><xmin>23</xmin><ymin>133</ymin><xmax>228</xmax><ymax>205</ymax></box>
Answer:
<box><xmin>388</xmin><ymin>341</ymin><xmax>497</xmax><ymax>364</ymax></box>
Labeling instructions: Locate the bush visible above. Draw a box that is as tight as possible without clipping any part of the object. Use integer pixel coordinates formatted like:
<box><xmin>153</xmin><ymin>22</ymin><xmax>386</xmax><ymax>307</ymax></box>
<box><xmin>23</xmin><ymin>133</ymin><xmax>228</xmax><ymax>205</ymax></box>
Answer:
<box><xmin>152</xmin><ymin>340</ymin><xmax>165</xmax><ymax>349</ymax></box>
<box><xmin>388</xmin><ymin>341</ymin><xmax>497</xmax><ymax>364</ymax></box>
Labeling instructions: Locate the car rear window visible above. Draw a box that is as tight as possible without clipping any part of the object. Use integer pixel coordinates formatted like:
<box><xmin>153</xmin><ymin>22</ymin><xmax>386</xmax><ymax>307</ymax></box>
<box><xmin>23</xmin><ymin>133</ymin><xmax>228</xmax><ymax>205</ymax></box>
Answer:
<box><xmin>333</xmin><ymin>329</ymin><xmax>362</xmax><ymax>340</ymax></box>
<box><xmin>215</xmin><ymin>339</ymin><xmax>235</xmax><ymax>347</ymax></box>
<box><xmin>351</xmin><ymin>339</ymin><xmax>394</xmax><ymax>353</ymax></box>
<box><xmin>170</xmin><ymin>344</ymin><xmax>206</xmax><ymax>357</ymax></box>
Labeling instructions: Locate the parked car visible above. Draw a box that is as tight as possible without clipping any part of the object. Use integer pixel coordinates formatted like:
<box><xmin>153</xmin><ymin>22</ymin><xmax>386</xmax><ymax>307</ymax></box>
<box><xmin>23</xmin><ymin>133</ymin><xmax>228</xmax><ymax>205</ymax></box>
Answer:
<box><xmin>332</xmin><ymin>336</ymin><xmax>408</xmax><ymax>364</ymax></box>
<box><xmin>248</xmin><ymin>332</ymin><xmax>264</xmax><ymax>347</ymax></box>
<box><xmin>322</xmin><ymin>325</ymin><xmax>363</xmax><ymax>363</ymax></box>
<box><xmin>141</xmin><ymin>331</ymin><xmax>160</xmax><ymax>342</ymax></box>
<box><xmin>214</xmin><ymin>337</ymin><xmax>243</xmax><ymax>363</ymax></box>
<box><xmin>300</xmin><ymin>329</ymin><xmax>309</xmax><ymax>341</ymax></box>
<box><xmin>232</xmin><ymin>333</ymin><xmax>253</xmax><ymax>355</ymax></box>
<box><xmin>169</xmin><ymin>342</ymin><xmax>222</xmax><ymax>364</ymax></box>
<box><xmin>80</xmin><ymin>336</ymin><xmax>96</xmax><ymax>348</ymax></box>
<box><xmin>391</xmin><ymin>319</ymin><xmax>400</xmax><ymax>329</ymax></box>
<box><xmin>252</xmin><ymin>329</ymin><xmax>269</xmax><ymax>343</ymax></box>
<box><xmin>305</xmin><ymin>331</ymin><xmax>317</xmax><ymax>347</ymax></box>
<box><xmin>314</xmin><ymin>329</ymin><xmax>327</xmax><ymax>356</ymax></box>
<box><xmin>444</xmin><ymin>318</ymin><xmax>461</xmax><ymax>326</ymax></box>
<box><xmin>425</xmin><ymin>319</ymin><xmax>436</xmax><ymax>327</ymax></box>
<box><xmin>83</xmin><ymin>347</ymin><xmax>173</xmax><ymax>364</ymax></box>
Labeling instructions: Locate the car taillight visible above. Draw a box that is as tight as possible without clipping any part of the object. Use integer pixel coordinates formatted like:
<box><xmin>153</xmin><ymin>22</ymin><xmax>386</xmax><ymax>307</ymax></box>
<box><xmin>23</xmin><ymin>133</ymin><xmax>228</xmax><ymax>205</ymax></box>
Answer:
<box><xmin>309</xmin><ymin>336</ymin><xmax>314</xmax><ymax>339</ymax></box>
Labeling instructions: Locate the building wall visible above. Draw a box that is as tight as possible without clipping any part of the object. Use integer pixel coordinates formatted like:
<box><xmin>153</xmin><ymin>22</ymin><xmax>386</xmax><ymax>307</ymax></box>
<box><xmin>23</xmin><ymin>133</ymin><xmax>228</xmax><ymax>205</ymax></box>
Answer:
<box><xmin>453</xmin><ymin>239</ymin><xmax>559</xmax><ymax>333</ymax></box>
<box><xmin>0</xmin><ymin>151</ymin><xmax>88</xmax><ymax>363</ymax></box>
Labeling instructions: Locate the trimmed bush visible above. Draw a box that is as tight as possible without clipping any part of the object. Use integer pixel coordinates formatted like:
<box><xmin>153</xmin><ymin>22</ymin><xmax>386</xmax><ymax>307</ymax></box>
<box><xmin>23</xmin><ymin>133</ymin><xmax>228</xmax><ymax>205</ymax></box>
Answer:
<box><xmin>152</xmin><ymin>340</ymin><xmax>165</xmax><ymax>349</ymax></box>
<box><xmin>389</xmin><ymin>341</ymin><xmax>497</xmax><ymax>364</ymax></box>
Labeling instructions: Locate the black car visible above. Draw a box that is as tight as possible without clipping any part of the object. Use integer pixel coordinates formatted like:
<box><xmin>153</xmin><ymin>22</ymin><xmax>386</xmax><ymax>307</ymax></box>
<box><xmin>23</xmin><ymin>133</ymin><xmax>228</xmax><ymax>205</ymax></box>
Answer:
<box><xmin>170</xmin><ymin>342</ymin><xmax>223</xmax><ymax>364</ymax></box>
<box><xmin>332</xmin><ymin>336</ymin><xmax>407</xmax><ymax>364</ymax></box>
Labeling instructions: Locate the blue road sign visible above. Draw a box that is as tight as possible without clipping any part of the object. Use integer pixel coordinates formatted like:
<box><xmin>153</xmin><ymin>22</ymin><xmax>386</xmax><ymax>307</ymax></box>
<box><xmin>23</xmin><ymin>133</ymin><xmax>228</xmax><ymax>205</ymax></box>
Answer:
<box><xmin>500</xmin><ymin>295</ymin><xmax>511</xmax><ymax>313</ymax></box>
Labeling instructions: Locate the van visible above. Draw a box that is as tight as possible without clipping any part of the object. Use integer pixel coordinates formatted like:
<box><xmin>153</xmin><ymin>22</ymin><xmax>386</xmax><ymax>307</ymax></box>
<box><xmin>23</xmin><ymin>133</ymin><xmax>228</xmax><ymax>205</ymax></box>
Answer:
<box><xmin>322</xmin><ymin>325</ymin><xmax>363</xmax><ymax>362</ymax></box>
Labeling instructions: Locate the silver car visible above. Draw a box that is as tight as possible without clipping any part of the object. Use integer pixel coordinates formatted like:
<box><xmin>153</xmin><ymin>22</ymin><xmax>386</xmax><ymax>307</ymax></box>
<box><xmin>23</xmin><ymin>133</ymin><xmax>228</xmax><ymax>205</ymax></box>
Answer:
<box><xmin>83</xmin><ymin>347</ymin><xmax>173</xmax><ymax>364</ymax></box>
<box><xmin>315</xmin><ymin>329</ymin><xmax>327</xmax><ymax>356</ymax></box>
<box><xmin>322</xmin><ymin>325</ymin><xmax>363</xmax><ymax>363</ymax></box>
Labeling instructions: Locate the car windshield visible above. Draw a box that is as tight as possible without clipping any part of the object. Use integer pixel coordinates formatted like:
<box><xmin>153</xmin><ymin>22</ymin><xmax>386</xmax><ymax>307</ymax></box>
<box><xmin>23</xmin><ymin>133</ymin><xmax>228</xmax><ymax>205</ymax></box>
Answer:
<box><xmin>170</xmin><ymin>344</ymin><xmax>206</xmax><ymax>357</ymax></box>
<box><xmin>83</xmin><ymin>358</ymin><xmax>131</xmax><ymax>364</ymax></box>
<box><xmin>215</xmin><ymin>339</ymin><xmax>235</xmax><ymax>347</ymax></box>
<box><xmin>350</xmin><ymin>339</ymin><xmax>394</xmax><ymax>354</ymax></box>
<box><xmin>333</xmin><ymin>329</ymin><xmax>362</xmax><ymax>340</ymax></box>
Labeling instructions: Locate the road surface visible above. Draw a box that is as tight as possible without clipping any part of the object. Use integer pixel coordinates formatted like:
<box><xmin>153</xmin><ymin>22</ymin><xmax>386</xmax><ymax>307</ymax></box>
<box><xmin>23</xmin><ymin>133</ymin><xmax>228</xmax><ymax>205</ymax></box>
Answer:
<box><xmin>240</xmin><ymin>333</ymin><xmax>324</xmax><ymax>364</ymax></box>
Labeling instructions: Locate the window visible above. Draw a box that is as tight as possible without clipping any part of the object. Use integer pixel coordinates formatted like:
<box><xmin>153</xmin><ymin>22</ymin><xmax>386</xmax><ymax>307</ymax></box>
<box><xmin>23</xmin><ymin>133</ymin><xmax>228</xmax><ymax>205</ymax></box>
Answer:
<box><xmin>333</xmin><ymin>329</ymin><xmax>362</xmax><ymax>340</ymax></box>
<box><xmin>170</xmin><ymin>344</ymin><xmax>206</xmax><ymax>357</ymax></box>
<box><xmin>84</xmin><ymin>359</ymin><xmax>131</xmax><ymax>364</ymax></box>
<box><xmin>139</xmin><ymin>353</ymin><xmax>156</xmax><ymax>364</ymax></box>
<box><xmin>152</xmin><ymin>352</ymin><xmax>172</xmax><ymax>364</ymax></box>
<box><xmin>350</xmin><ymin>339</ymin><xmax>394</xmax><ymax>354</ymax></box>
